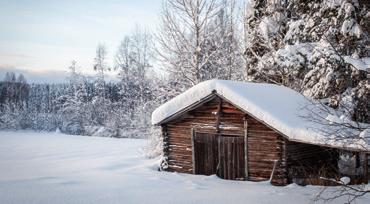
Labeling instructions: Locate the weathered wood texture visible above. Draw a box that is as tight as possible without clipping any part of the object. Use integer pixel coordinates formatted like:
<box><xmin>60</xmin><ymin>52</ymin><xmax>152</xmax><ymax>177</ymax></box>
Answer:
<box><xmin>366</xmin><ymin>153</ymin><xmax>369</xmax><ymax>183</ymax></box>
<box><xmin>285</xmin><ymin>142</ymin><xmax>368</xmax><ymax>185</ymax></box>
<box><xmin>193</xmin><ymin>132</ymin><xmax>246</xmax><ymax>180</ymax></box>
<box><xmin>194</xmin><ymin>132</ymin><xmax>218</xmax><ymax>175</ymax></box>
<box><xmin>244</xmin><ymin>114</ymin><xmax>288</xmax><ymax>185</ymax></box>
<box><xmin>164</xmin><ymin>96</ymin><xmax>288</xmax><ymax>184</ymax></box>
<box><xmin>218</xmin><ymin>135</ymin><xmax>245</xmax><ymax>180</ymax></box>
<box><xmin>285</xmin><ymin>141</ymin><xmax>339</xmax><ymax>185</ymax></box>
<box><xmin>165</xmin><ymin>97</ymin><xmax>246</xmax><ymax>174</ymax></box>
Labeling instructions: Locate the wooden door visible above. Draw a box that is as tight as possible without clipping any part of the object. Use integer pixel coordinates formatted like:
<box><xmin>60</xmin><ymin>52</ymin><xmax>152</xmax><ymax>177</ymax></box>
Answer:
<box><xmin>218</xmin><ymin>135</ymin><xmax>246</xmax><ymax>180</ymax></box>
<box><xmin>193</xmin><ymin>132</ymin><xmax>218</xmax><ymax>175</ymax></box>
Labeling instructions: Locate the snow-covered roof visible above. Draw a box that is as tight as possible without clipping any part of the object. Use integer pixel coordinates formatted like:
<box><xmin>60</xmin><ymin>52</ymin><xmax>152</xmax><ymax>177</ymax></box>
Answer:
<box><xmin>152</xmin><ymin>79</ymin><xmax>369</xmax><ymax>151</ymax></box>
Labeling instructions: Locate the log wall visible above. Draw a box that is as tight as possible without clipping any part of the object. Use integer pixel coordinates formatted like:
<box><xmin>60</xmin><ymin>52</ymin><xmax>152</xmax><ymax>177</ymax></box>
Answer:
<box><xmin>164</xmin><ymin>97</ymin><xmax>218</xmax><ymax>174</ymax></box>
<box><xmin>163</xmin><ymin>95</ymin><xmax>289</xmax><ymax>185</ymax></box>
<box><xmin>164</xmin><ymin>96</ymin><xmax>245</xmax><ymax>174</ymax></box>
<box><xmin>245</xmin><ymin>114</ymin><xmax>288</xmax><ymax>185</ymax></box>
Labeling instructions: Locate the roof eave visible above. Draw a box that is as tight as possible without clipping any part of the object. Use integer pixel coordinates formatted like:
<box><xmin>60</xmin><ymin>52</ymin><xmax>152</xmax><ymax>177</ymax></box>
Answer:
<box><xmin>153</xmin><ymin>91</ymin><xmax>218</xmax><ymax>125</ymax></box>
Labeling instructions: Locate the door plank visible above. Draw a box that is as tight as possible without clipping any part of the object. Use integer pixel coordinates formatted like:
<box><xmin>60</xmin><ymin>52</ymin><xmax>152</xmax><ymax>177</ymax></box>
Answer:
<box><xmin>194</xmin><ymin>132</ymin><xmax>218</xmax><ymax>176</ymax></box>
<box><xmin>218</xmin><ymin>135</ymin><xmax>245</xmax><ymax>180</ymax></box>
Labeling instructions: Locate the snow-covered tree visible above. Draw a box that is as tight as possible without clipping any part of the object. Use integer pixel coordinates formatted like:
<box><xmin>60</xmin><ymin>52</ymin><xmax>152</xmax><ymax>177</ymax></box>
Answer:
<box><xmin>207</xmin><ymin>0</ymin><xmax>245</xmax><ymax>80</ymax></box>
<box><xmin>58</xmin><ymin>61</ymin><xmax>88</xmax><ymax>135</ymax></box>
<box><xmin>114</xmin><ymin>26</ymin><xmax>155</xmax><ymax>137</ymax></box>
<box><xmin>92</xmin><ymin>44</ymin><xmax>111</xmax><ymax>126</ymax></box>
<box><xmin>242</xmin><ymin>0</ymin><xmax>369</xmax><ymax>123</ymax></box>
<box><xmin>242</xmin><ymin>1</ymin><xmax>369</xmax><ymax>200</ymax></box>
<box><xmin>116</xmin><ymin>26</ymin><xmax>152</xmax><ymax>82</ymax></box>
<box><xmin>94</xmin><ymin>44</ymin><xmax>109</xmax><ymax>81</ymax></box>
<box><xmin>0</xmin><ymin>72</ymin><xmax>31</xmax><ymax>130</ymax></box>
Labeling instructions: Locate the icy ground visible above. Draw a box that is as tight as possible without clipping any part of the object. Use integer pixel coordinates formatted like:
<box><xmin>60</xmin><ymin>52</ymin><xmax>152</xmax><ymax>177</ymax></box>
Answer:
<box><xmin>0</xmin><ymin>131</ymin><xmax>369</xmax><ymax>204</ymax></box>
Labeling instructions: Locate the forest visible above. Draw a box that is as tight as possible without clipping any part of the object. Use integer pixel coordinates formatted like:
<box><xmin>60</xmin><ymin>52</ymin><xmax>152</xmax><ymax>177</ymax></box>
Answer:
<box><xmin>0</xmin><ymin>0</ymin><xmax>369</xmax><ymax>141</ymax></box>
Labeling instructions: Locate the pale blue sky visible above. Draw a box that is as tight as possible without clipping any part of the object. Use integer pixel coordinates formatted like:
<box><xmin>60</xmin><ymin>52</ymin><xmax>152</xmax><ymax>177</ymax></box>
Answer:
<box><xmin>0</xmin><ymin>0</ymin><xmax>162</xmax><ymax>82</ymax></box>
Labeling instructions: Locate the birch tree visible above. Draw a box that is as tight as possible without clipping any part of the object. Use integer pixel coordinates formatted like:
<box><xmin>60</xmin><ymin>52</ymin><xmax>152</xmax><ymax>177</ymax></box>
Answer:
<box><xmin>156</xmin><ymin>0</ymin><xmax>222</xmax><ymax>88</ymax></box>
<box><xmin>114</xmin><ymin>26</ymin><xmax>155</xmax><ymax>137</ymax></box>
<box><xmin>92</xmin><ymin>44</ymin><xmax>110</xmax><ymax>126</ymax></box>
<box><xmin>209</xmin><ymin>0</ymin><xmax>245</xmax><ymax>81</ymax></box>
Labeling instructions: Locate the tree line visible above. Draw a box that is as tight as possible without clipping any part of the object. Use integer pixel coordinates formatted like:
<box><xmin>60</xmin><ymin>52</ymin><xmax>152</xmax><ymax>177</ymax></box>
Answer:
<box><xmin>0</xmin><ymin>0</ymin><xmax>369</xmax><ymax>138</ymax></box>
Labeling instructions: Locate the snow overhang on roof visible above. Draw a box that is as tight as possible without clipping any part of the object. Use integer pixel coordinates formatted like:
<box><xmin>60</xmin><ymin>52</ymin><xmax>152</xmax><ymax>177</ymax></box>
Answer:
<box><xmin>152</xmin><ymin>79</ymin><xmax>369</xmax><ymax>151</ymax></box>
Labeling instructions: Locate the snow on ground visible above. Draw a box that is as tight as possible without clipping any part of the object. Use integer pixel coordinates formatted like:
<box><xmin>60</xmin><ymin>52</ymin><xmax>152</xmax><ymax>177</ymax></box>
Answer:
<box><xmin>0</xmin><ymin>131</ymin><xmax>369</xmax><ymax>204</ymax></box>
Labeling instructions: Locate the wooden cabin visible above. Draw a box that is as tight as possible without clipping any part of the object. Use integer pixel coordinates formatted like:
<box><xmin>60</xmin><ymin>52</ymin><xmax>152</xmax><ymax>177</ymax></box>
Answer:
<box><xmin>152</xmin><ymin>80</ymin><xmax>369</xmax><ymax>186</ymax></box>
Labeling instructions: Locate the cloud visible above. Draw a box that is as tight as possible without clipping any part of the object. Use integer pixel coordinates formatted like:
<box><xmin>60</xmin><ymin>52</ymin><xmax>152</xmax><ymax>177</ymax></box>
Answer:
<box><xmin>0</xmin><ymin>52</ymin><xmax>32</xmax><ymax>59</ymax></box>
<box><xmin>0</xmin><ymin>65</ymin><xmax>120</xmax><ymax>84</ymax></box>
<box><xmin>0</xmin><ymin>65</ymin><xmax>69</xmax><ymax>83</ymax></box>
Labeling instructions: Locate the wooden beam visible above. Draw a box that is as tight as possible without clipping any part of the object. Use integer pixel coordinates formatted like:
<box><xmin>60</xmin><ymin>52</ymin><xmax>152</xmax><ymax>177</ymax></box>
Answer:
<box><xmin>191</xmin><ymin>128</ymin><xmax>196</xmax><ymax>174</ymax></box>
<box><xmin>216</xmin><ymin>97</ymin><xmax>222</xmax><ymax>133</ymax></box>
<box><xmin>244</xmin><ymin>119</ymin><xmax>248</xmax><ymax>179</ymax></box>
<box><xmin>162</xmin><ymin>125</ymin><xmax>168</xmax><ymax>155</ymax></box>
<box><xmin>365</xmin><ymin>153</ymin><xmax>368</xmax><ymax>184</ymax></box>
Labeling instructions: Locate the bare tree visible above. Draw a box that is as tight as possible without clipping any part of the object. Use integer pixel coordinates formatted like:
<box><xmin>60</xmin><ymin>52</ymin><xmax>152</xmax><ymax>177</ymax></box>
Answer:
<box><xmin>156</xmin><ymin>0</ymin><xmax>223</xmax><ymax>87</ymax></box>
<box><xmin>113</xmin><ymin>26</ymin><xmax>156</xmax><ymax>137</ymax></box>
<box><xmin>210</xmin><ymin>0</ymin><xmax>245</xmax><ymax>80</ymax></box>
<box><xmin>92</xmin><ymin>44</ymin><xmax>110</xmax><ymax>125</ymax></box>
<box><xmin>301</xmin><ymin>98</ymin><xmax>369</xmax><ymax>203</ymax></box>
<box><xmin>94</xmin><ymin>44</ymin><xmax>109</xmax><ymax>82</ymax></box>
<box><xmin>315</xmin><ymin>177</ymin><xmax>370</xmax><ymax>203</ymax></box>
<box><xmin>115</xmin><ymin>26</ymin><xmax>153</xmax><ymax>82</ymax></box>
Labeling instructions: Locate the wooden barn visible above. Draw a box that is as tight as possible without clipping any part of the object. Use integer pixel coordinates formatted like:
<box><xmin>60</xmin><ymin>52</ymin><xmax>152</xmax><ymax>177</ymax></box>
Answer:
<box><xmin>152</xmin><ymin>80</ymin><xmax>370</xmax><ymax>186</ymax></box>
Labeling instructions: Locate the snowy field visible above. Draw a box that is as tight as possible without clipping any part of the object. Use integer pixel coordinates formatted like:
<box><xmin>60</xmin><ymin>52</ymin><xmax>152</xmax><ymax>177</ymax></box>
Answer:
<box><xmin>0</xmin><ymin>131</ymin><xmax>369</xmax><ymax>204</ymax></box>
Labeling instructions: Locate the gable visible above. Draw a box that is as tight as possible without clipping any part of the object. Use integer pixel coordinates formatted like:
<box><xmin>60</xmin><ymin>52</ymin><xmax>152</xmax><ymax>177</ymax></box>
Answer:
<box><xmin>167</xmin><ymin>95</ymin><xmax>246</xmax><ymax>135</ymax></box>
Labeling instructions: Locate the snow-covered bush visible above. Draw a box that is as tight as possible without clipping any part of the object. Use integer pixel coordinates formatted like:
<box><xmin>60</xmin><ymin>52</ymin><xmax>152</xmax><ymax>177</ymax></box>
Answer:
<box><xmin>143</xmin><ymin>126</ymin><xmax>163</xmax><ymax>159</ymax></box>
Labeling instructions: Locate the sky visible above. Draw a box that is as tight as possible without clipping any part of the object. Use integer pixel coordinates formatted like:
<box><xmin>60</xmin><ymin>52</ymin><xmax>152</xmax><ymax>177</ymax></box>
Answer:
<box><xmin>0</xmin><ymin>0</ymin><xmax>162</xmax><ymax>82</ymax></box>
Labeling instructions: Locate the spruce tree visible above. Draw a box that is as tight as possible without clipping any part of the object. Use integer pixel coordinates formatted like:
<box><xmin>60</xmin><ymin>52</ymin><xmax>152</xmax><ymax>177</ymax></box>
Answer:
<box><xmin>243</xmin><ymin>0</ymin><xmax>369</xmax><ymax>122</ymax></box>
